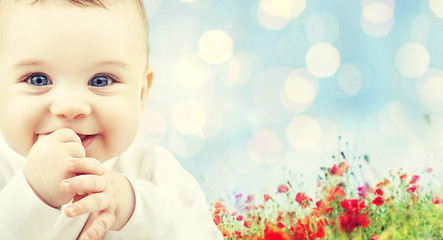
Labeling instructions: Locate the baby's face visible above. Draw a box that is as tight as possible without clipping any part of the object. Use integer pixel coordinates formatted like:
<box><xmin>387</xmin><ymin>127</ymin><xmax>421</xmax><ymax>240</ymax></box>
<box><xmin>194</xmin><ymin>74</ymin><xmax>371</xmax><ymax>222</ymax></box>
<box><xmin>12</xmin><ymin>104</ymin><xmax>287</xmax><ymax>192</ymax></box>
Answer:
<box><xmin>0</xmin><ymin>2</ymin><xmax>152</xmax><ymax>162</ymax></box>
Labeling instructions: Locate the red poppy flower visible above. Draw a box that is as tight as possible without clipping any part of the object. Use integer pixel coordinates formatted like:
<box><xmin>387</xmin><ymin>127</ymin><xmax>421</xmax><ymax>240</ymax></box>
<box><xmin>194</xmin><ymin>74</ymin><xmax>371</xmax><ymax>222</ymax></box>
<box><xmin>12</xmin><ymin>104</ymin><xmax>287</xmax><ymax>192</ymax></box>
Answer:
<box><xmin>375</xmin><ymin>179</ymin><xmax>390</xmax><ymax>188</ymax></box>
<box><xmin>372</xmin><ymin>196</ymin><xmax>384</xmax><ymax>206</ymax></box>
<box><xmin>243</xmin><ymin>220</ymin><xmax>251</xmax><ymax>228</ymax></box>
<box><xmin>400</xmin><ymin>173</ymin><xmax>407</xmax><ymax>180</ymax></box>
<box><xmin>330</xmin><ymin>161</ymin><xmax>350</xmax><ymax>176</ymax></box>
<box><xmin>314</xmin><ymin>200</ymin><xmax>332</xmax><ymax>215</ymax></box>
<box><xmin>264</xmin><ymin>194</ymin><xmax>270</xmax><ymax>202</ymax></box>
<box><xmin>432</xmin><ymin>198</ymin><xmax>442</xmax><ymax>204</ymax></box>
<box><xmin>295</xmin><ymin>192</ymin><xmax>312</xmax><ymax>208</ymax></box>
<box><xmin>371</xmin><ymin>234</ymin><xmax>380</xmax><ymax>240</ymax></box>
<box><xmin>327</xmin><ymin>186</ymin><xmax>346</xmax><ymax>202</ymax></box>
<box><xmin>340</xmin><ymin>199</ymin><xmax>366</xmax><ymax>211</ymax></box>
<box><xmin>236</xmin><ymin>215</ymin><xmax>243</xmax><ymax>221</ymax></box>
<box><xmin>264</xmin><ymin>223</ymin><xmax>290</xmax><ymax>240</ymax></box>
<box><xmin>339</xmin><ymin>211</ymin><xmax>370</xmax><ymax>233</ymax></box>
<box><xmin>407</xmin><ymin>185</ymin><xmax>417</xmax><ymax>193</ymax></box>
<box><xmin>339</xmin><ymin>198</ymin><xmax>370</xmax><ymax>233</ymax></box>
<box><xmin>374</xmin><ymin>188</ymin><xmax>383</xmax><ymax>196</ymax></box>
<box><xmin>277</xmin><ymin>184</ymin><xmax>289</xmax><ymax>193</ymax></box>
<box><xmin>213</xmin><ymin>214</ymin><xmax>223</xmax><ymax>225</ymax></box>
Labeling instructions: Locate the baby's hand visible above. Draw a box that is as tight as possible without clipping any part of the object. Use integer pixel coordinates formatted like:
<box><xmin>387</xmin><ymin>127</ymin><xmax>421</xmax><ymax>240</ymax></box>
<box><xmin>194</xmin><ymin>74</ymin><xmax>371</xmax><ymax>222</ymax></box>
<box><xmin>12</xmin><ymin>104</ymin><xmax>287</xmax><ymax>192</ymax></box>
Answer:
<box><xmin>61</xmin><ymin>162</ymin><xmax>135</xmax><ymax>240</ymax></box>
<box><xmin>24</xmin><ymin>128</ymin><xmax>85</xmax><ymax>207</ymax></box>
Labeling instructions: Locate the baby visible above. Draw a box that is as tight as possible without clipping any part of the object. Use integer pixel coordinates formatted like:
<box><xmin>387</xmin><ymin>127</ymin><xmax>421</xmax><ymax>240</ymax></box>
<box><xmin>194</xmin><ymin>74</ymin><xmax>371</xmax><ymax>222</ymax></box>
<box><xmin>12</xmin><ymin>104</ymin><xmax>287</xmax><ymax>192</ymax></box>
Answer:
<box><xmin>0</xmin><ymin>0</ymin><xmax>223</xmax><ymax>239</ymax></box>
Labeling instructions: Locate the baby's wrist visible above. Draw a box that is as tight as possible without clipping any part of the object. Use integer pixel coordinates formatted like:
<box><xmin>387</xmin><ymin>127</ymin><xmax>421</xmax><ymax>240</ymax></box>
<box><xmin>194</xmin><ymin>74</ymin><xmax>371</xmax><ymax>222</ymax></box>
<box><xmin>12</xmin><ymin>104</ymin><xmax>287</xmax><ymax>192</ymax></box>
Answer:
<box><xmin>112</xmin><ymin>174</ymin><xmax>136</xmax><ymax>231</ymax></box>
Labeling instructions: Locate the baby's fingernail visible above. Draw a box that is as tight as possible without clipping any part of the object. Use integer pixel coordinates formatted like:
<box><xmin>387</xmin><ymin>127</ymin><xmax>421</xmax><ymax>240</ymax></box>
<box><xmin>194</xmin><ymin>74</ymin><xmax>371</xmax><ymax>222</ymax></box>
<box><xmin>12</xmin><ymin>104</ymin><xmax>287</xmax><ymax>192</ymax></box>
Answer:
<box><xmin>82</xmin><ymin>236</ymin><xmax>90</xmax><ymax>240</ymax></box>
<box><xmin>67</xmin><ymin>206</ymin><xmax>76</xmax><ymax>216</ymax></box>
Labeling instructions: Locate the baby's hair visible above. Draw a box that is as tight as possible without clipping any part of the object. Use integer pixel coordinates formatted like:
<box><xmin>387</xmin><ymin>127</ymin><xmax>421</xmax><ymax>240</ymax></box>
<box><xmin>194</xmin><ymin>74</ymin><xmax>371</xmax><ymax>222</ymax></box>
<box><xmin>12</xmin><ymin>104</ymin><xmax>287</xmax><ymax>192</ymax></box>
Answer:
<box><xmin>0</xmin><ymin>0</ymin><xmax>150</xmax><ymax>63</ymax></box>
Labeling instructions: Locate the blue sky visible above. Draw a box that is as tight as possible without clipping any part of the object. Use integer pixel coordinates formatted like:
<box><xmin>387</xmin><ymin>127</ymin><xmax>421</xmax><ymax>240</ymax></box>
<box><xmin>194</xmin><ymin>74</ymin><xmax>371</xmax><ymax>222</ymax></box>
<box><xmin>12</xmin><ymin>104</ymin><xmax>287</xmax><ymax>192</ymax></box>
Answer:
<box><xmin>139</xmin><ymin>0</ymin><xmax>443</xmax><ymax>201</ymax></box>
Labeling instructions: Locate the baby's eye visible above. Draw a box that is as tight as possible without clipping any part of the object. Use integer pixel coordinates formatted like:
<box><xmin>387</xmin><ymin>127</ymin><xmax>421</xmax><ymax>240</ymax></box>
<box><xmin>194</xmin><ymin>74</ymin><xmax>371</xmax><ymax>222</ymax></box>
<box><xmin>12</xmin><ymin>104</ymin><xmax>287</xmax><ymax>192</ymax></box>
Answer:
<box><xmin>27</xmin><ymin>75</ymin><xmax>52</xmax><ymax>86</ymax></box>
<box><xmin>88</xmin><ymin>75</ymin><xmax>113</xmax><ymax>87</ymax></box>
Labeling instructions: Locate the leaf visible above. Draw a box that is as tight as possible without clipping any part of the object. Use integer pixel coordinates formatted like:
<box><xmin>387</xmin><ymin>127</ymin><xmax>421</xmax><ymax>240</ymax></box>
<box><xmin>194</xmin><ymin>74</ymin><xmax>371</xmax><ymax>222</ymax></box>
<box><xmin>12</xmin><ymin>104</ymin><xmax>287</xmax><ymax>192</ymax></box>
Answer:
<box><xmin>425</xmin><ymin>114</ymin><xmax>431</xmax><ymax>126</ymax></box>
<box><xmin>364</xmin><ymin>155</ymin><xmax>370</xmax><ymax>163</ymax></box>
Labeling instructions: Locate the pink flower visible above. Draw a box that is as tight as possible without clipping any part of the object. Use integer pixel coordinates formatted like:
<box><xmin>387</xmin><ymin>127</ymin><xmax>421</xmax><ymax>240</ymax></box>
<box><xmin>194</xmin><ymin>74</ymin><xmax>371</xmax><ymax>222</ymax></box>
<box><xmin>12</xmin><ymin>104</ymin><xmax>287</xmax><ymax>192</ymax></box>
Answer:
<box><xmin>410</xmin><ymin>175</ymin><xmax>419</xmax><ymax>184</ymax></box>
<box><xmin>277</xmin><ymin>184</ymin><xmax>289</xmax><ymax>194</ymax></box>
<box><xmin>245</xmin><ymin>195</ymin><xmax>254</xmax><ymax>204</ymax></box>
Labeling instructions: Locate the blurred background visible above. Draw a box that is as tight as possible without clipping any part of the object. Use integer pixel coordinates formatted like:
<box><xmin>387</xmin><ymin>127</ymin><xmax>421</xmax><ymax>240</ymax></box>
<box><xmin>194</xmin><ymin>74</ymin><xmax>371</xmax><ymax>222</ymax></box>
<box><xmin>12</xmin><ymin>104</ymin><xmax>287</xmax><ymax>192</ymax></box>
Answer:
<box><xmin>137</xmin><ymin>0</ymin><xmax>443</xmax><ymax>201</ymax></box>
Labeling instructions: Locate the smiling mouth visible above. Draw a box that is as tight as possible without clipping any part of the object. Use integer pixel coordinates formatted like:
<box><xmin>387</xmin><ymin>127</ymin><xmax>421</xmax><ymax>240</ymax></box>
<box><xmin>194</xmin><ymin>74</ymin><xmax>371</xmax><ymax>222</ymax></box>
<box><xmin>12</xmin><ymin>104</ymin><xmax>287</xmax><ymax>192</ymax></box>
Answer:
<box><xmin>77</xmin><ymin>134</ymin><xmax>96</xmax><ymax>148</ymax></box>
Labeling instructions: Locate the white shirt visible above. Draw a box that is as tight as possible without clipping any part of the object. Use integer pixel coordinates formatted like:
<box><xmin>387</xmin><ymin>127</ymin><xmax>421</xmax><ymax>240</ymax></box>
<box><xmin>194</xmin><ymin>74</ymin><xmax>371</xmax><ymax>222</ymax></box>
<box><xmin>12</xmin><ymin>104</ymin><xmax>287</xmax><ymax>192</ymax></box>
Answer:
<box><xmin>0</xmin><ymin>139</ymin><xmax>223</xmax><ymax>240</ymax></box>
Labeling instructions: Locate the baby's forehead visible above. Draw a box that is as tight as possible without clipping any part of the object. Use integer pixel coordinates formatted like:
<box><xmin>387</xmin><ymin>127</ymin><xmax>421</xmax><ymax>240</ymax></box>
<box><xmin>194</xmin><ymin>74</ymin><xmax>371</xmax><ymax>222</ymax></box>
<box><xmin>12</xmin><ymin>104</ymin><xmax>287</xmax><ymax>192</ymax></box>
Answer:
<box><xmin>0</xmin><ymin>0</ymin><xmax>149</xmax><ymax>61</ymax></box>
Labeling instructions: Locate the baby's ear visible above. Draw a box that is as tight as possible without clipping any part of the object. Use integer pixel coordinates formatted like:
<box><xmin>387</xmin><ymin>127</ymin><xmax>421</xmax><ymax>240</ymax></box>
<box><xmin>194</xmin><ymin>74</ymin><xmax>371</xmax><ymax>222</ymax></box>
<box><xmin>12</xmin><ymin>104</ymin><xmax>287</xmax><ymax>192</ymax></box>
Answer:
<box><xmin>140</xmin><ymin>66</ymin><xmax>154</xmax><ymax>110</ymax></box>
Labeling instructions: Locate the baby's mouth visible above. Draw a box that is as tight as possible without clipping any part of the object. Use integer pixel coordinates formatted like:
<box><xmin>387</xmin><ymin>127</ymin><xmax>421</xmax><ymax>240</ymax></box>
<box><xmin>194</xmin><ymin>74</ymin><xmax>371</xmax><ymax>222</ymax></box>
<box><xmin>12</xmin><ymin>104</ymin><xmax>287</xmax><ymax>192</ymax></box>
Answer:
<box><xmin>77</xmin><ymin>134</ymin><xmax>96</xmax><ymax>148</ymax></box>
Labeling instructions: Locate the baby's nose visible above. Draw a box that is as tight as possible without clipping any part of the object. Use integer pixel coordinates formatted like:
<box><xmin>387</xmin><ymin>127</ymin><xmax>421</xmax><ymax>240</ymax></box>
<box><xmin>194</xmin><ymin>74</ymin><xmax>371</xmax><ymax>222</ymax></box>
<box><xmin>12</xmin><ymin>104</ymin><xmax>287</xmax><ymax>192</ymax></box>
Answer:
<box><xmin>50</xmin><ymin>93</ymin><xmax>91</xmax><ymax>119</ymax></box>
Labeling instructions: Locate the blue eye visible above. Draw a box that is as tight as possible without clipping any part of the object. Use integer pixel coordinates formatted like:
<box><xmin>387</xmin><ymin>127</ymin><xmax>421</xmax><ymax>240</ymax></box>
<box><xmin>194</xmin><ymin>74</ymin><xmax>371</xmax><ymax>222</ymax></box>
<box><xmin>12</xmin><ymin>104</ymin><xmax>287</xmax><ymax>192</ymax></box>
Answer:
<box><xmin>28</xmin><ymin>75</ymin><xmax>51</xmax><ymax>86</ymax></box>
<box><xmin>89</xmin><ymin>75</ymin><xmax>113</xmax><ymax>87</ymax></box>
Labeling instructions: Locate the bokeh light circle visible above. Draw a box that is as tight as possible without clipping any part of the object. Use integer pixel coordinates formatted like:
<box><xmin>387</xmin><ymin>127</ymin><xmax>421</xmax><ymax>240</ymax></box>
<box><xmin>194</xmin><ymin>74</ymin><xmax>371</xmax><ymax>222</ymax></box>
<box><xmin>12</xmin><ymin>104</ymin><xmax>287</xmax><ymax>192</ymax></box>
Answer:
<box><xmin>248</xmin><ymin>130</ymin><xmax>282</xmax><ymax>165</ymax></box>
<box><xmin>395</xmin><ymin>43</ymin><xmax>430</xmax><ymax>78</ymax></box>
<box><xmin>430</xmin><ymin>0</ymin><xmax>443</xmax><ymax>18</ymax></box>
<box><xmin>360</xmin><ymin>1</ymin><xmax>395</xmax><ymax>38</ymax></box>
<box><xmin>257</xmin><ymin>4</ymin><xmax>290</xmax><ymax>30</ymax></box>
<box><xmin>175</xmin><ymin>53</ymin><xmax>209</xmax><ymax>92</ymax></box>
<box><xmin>257</xmin><ymin>0</ymin><xmax>306</xmax><ymax>30</ymax></box>
<box><xmin>378</xmin><ymin>102</ymin><xmax>410</xmax><ymax>136</ymax></box>
<box><xmin>417</xmin><ymin>69</ymin><xmax>443</xmax><ymax>105</ymax></box>
<box><xmin>420</xmin><ymin>76</ymin><xmax>443</xmax><ymax>104</ymax></box>
<box><xmin>199</xmin><ymin>29</ymin><xmax>233</xmax><ymax>64</ymax></box>
<box><xmin>284</xmin><ymin>76</ymin><xmax>316</xmax><ymax>104</ymax></box>
<box><xmin>280</xmin><ymin>69</ymin><xmax>319</xmax><ymax>113</ymax></box>
<box><xmin>305</xmin><ymin>43</ymin><xmax>341</xmax><ymax>78</ymax></box>
<box><xmin>223</xmin><ymin>54</ymin><xmax>253</xmax><ymax>87</ymax></box>
<box><xmin>172</xmin><ymin>100</ymin><xmax>207</xmax><ymax>135</ymax></box>
<box><xmin>259</xmin><ymin>0</ymin><xmax>306</xmax><ymax>20</ymax></box>
<box><xmin>286</xmin><ymin>115</ymin><xmax>322</xmax><ymax>150</ymax></box>
<box><xmin>362</xmin><ymin>2</ymin><xmax>394</xmax><ymax>23</ymax></box>
<box><xmin>337</xmin><ymin>63</ymin><xmax>362</xmax><ymax>96</ymax></box>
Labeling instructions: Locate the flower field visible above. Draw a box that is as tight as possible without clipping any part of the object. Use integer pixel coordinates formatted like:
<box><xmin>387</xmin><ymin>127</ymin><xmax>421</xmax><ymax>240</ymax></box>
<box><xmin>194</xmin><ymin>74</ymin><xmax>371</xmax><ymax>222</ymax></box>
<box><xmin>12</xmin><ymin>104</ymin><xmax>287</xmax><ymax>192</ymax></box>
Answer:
<box><xmin>210</xmin><ymin>153</ymin><xmax>443</xmax><ymax>239</ymax></box>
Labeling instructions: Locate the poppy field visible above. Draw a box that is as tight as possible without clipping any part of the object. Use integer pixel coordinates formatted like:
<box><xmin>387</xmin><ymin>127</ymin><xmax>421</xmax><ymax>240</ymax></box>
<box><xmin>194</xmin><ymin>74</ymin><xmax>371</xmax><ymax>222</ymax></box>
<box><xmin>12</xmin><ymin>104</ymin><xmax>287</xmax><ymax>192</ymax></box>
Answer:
<box><xmin>210</xmin><ymin>153</ymin><xmax>443</xmax><ymax>239</ymax></box>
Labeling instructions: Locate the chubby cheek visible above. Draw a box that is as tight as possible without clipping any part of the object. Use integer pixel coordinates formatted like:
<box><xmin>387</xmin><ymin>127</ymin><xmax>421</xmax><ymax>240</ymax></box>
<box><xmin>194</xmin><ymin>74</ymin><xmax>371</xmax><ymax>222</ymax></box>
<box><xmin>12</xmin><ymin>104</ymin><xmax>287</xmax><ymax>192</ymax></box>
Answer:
<box><xmin>92</xmin><ymin>111</ymin><xmax>139</xmax><ymax>162</ymax></box>
<box><xmin>0</xmin><ymin>108</ymin><xmax>37</xmax><ymax>157</ymax></box>
<box><xmin>1</xmin><ymin>123</ymin><xmax>35</xmax><ymax>157</ymax></box>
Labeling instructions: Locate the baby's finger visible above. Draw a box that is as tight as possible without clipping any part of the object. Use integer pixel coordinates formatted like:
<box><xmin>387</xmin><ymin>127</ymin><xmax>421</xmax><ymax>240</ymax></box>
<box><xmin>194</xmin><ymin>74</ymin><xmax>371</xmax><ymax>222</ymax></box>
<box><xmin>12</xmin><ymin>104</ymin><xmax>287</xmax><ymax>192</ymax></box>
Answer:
<box><xmin>60</xmin><ymin>174</ymin><xmax>107</xmax><ymax>194</ymax></box>
<box><xmin>80</xmin><ymin>211</ymin><xmax>115</xmax><ymax>240</ymax></box>
<box><xmin>68</xmin><ymin>158</ymin><xmax>104</xmax><ymax>175</ymax></box>
<box><xmin>63</xmin><ymin>142</ymin><xmax>86</xmax><ymax>158</ymax></box>
<box><xmin>65</xmin><ymin>192</ymin><xmax>111</xmax><ymax>217</ymax></box>
<box><xmin>48</xmin><ymin>128</ymin><xmax>82</xmax><ymax>143</ymax></box>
